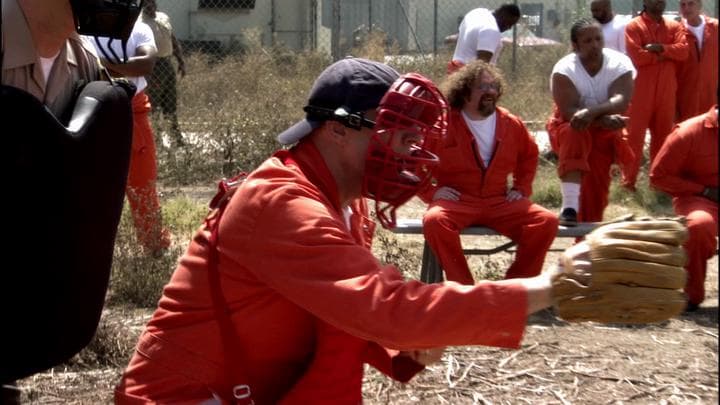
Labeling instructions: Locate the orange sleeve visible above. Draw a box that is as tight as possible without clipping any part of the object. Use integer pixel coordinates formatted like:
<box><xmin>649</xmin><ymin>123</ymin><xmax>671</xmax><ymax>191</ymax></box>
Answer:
<box><xmin>512</xmin><ymin>120</ymin><xmax>539</xmax><ymax>197</ymax></box>
<box><xmin>224</xmin><ymin>181</ymin><xmax>528</xmax><ymax>351</ymax></box>
<box><xmin>661</xmin><ymin>22</ymin><xmax>689</xmax><ymax>62</ymax></box>
<box><xmin>363</xmin><ymin>344</ymin><xmax>425</xmax><ymax>383</ymax></box>
<box><xmin>649</xmin><ymin>125</ymin><xmax>705</xmax><ymax>196</ymax></box>
<box><xmin>625</xmin><ymin>21</ymin><xmax>658</xmax><ymax>67</ymax></box>
<box><xmin>417</xmin><ymin>181</ymin><xmax>439</xmax><ymax>204</ymax></box>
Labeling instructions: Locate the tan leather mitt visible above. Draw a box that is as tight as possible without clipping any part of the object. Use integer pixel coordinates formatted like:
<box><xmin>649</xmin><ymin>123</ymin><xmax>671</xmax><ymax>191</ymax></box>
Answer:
<box><xmin>552</xmin><ymin>218</ymin><xmax>688</xmax><ymax>323</ymax></box>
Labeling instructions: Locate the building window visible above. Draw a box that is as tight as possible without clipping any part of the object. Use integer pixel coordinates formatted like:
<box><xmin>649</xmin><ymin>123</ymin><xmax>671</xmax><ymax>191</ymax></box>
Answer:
<box><xmin>198</xmin><ymin>0</ymin><xmax>256</xmax><ymax>9</ymax></box>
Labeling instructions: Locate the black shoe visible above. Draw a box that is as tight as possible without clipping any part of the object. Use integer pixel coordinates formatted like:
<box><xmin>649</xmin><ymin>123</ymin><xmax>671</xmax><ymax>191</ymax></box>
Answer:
<box><xmin>684</xmin><ymin>302</ymin><xmax>700</xmax><ymax>313</ymax></box>
<box><xmin>559</xmin><ymin>208</ymin><xmax>577</xmax><ymax>227</ymax></box>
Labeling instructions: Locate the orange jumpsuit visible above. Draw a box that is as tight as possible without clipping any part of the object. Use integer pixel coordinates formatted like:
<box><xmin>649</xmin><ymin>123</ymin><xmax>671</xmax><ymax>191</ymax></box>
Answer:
<box><xmin>546</xmin><ymin>108</ymin><xmax>635</xmax><ymax>222</ymax></box>
<box><xmin>422</xmin><ymin>108</ymin><xmax>558</xmax><ymax>285</ymax></box>
<box><xmin>115</xmin><ymin>140</ymin><xmax>529</xmax><ymax>404</ymax></box>
<box><xmin>127</xmin><ymin>91</ymin><xmax>170</xmax><ymax>252</ymax></box>
<box><xmin>624</xmin><ymin>12</ymin><xmax>688</xmax><ymax>188</ymax></box>
<box><xmin>649</xmin><ymin>106</ymin><xmax>718</xmax><ymax>306</ymax></box>
<box><xmin>676</xmin><ymin>17</ymin><xmax>718</xmax><ymax>122</ymax></box>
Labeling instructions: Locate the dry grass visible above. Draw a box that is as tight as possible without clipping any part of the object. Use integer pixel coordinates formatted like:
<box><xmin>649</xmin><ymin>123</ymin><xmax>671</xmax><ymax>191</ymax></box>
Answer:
<box><xmin>12</xmin><ymin>45</ymin><xmax>718</xmax><ymax>404</ymax></box>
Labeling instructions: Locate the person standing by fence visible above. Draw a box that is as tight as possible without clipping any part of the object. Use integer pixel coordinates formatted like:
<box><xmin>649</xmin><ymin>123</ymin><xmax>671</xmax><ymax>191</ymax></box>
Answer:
<box><xmin>91</xmin><ymin>19</ymin><xmax>172</xmax><ymax>256</ymax></box>
<box><xmin>591</xmin><ymin>0</ymin><xmax>630</xmax><ymax>54</ymax></box>
<box><xmin>142</xmin><ymin>0</ymin><xmax>186</xmax><ymax>146</ymax></box>
<box><xmin>448</xmin><ymin>4</ymin><xmax>520</xmax><ymax>74</ymax></box>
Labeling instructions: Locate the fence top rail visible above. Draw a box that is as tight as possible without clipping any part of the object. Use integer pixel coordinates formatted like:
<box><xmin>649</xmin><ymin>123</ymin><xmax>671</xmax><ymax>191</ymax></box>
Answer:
<box><xmin>391</xmin><ymin>218</ymin><xmax>597</xmax><ymax>238</ymax></box>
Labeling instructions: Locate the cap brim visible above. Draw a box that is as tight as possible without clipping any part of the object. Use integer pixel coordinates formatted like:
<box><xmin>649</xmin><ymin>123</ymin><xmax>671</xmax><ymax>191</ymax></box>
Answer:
<box><xmin>277</xmin><ymin>119</ymin><xmax>321</xmax><ymax>145</ymax></box>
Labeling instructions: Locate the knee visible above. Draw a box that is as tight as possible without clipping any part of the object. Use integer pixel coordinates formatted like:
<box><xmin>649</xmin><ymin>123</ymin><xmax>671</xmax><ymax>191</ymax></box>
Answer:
<box><xmin>686</xmin><ymin>212</ymin><xmax>718</xmax><ymax>244</ymax></box>
<box><xmin>538</xmin><ymin>209</ymin><xmax>560</xmax><ymax>229</ymax></box>
<box><xmin>422</xmin><ymin>208</ymin><xmax>456</xmax><ymax>236</ymax></box>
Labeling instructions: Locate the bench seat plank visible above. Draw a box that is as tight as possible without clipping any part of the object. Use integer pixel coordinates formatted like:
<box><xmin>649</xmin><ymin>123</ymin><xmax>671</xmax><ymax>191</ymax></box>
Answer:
<box><xmin>391</xmin><ymin>218</ymin><xmax>598</xmax><ymax>283</ymax></box>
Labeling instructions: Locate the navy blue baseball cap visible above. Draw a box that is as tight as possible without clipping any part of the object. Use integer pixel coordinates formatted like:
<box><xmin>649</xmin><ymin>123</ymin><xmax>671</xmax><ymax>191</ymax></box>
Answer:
<box><xmin>277</xmin><ymin>57</ymin><xmax>400</xmax><ymax>145</ymax></box>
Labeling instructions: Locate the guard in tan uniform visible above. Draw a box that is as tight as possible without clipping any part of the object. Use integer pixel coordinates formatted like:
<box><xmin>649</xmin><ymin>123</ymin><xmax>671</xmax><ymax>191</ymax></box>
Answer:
<box><xmin>142</xmin><ymin>0</ymin><xmax>186</xmax><ymax>145</ymax></box>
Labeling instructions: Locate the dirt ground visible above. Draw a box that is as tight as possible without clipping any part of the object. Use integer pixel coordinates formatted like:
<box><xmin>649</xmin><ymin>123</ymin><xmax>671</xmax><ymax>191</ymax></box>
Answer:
<box><xmin>13</xmin><ymin>199</ymin><xmax>719</xmax><ymax>404</ymax></box>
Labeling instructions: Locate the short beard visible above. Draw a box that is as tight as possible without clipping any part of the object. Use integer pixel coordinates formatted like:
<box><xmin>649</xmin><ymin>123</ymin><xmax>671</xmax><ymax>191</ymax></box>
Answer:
<box><xmin>477</xmin><ymin>100</ymin><xmax>496</xmax><ymax>118</ymax></box>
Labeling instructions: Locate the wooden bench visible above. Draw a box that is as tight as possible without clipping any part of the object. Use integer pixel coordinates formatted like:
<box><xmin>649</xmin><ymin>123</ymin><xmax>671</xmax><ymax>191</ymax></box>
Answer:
<box><xmin>391</xmin><ymin>219</ymin><xmax>598</xmax><ymax>283</ymax></box>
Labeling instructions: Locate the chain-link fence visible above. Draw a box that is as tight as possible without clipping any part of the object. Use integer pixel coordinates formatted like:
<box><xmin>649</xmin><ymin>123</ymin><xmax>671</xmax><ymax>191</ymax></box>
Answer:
<box><xmin>143</xmin><ymin>0</ymin><xmax>718</xmax><ymax>183</ymax></box>
<box><xmin>156</xmin><ymin>0</ymin><xmax>717</xmax><ymax>57</ymax></box>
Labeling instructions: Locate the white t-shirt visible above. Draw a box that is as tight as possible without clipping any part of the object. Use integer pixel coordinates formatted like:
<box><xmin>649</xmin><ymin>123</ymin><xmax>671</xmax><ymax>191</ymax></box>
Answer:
<box><xmin>601</xmin><ymin>14</ymin><xmax>631</xmax><ymax>53</ymax></box>
<box><xmin>38</xmin><ymin>52</ymin><xmax>59</xmax><ymax>87</ymax></box>
<box><xmin>452</xmin><ymin>8</ymin><xmax>503</xmax><ymax>65</ymax></box>
<box><xmin>550</xmin><ymin>48</ymin><xmax>636</xmax><ymax>108</ymax></box>
<box><xmin>684</xmin><ymin>15</ymin><xmax>706</xmax><ymax>50</ymax></box>
<box><xmin>462</xmin><ymin>110</ymin><xmax>497</xmax><ymax>167</ymax></box>
<box><xmin>86</xmin><ymin>20</ymin><xmax>156</xmax><ymax>92</ymax></box>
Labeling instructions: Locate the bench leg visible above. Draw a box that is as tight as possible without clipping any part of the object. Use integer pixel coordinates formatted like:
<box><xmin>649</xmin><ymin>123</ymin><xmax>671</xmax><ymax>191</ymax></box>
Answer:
<box><xmin>420</xmin><ymin>241</ymin><xmax>444</xmax><ymax>283</ymax></box>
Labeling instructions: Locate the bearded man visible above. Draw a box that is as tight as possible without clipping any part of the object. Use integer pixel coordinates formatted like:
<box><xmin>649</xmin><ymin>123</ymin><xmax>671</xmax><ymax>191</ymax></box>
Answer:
<box><xmin>421</xmin><ymin>60</ymin><xmax>558</xmax><ymax>285</ymax></box>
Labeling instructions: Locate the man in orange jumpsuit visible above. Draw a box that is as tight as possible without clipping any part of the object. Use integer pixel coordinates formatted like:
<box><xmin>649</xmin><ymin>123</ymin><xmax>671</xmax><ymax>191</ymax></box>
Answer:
<box><xmin>114</xmin><ymin>58</ymin><xmax>559</xmax><ymax>404</ymax></box>
<box><xmin>422</xmin><ymin>60</ymin><xmax>558</xmax><ymax>285</ymax></box>
<box><xmin>623</xmin><ymin>0</ymin><xmax>688</xmax><ymax>190</ymax></box>
<box><xmin>546</xmin><ymin>19</ymin><xmax>635</xmax><ymax>225</ymax></box>
<box><xmin>675</xmin><ymin>0</ymin><xmax>718</xmax><ymax>121</ymax></box>
<box><xmin>649</xmin><ymin>105</ymin><xmax>718</xmax><ymax>312</ymax></box>
<box><xmin>92</xmin><ymin>20</ymin><xmax>172</xmax><ymax>255</ymax></box>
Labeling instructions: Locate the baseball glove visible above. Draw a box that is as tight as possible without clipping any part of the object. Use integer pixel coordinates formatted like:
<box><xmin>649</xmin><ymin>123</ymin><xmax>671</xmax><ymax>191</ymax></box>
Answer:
<box><xmin>552</xmin><ymin>217</ymin><xmax>689</xmax><ymax>323</ymax></box>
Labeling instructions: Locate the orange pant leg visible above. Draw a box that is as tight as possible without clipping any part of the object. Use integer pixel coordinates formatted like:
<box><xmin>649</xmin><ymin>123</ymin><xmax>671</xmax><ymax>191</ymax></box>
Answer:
<box><xmin>547</xmin><ymin>119</ymin><xmax>618</xmax><ymax>222</ymax></box>
<box><xmin>423</xmin><ymin>199</ymin><xmax>484</xmax><ymax>285</ymax></box>
<box><xmin>625</xmin><ymin>99</ymin><xmax>653</xmax><ymax>188</ymax></box>
<box><xmin>127</xmin><ymin>91</ymin><xmax>170</xmax><ymax>252</ymax></box>
<box><xmin>547</xmin><ymin>119</ymin><xmax>593</xmax><ymax>177</ymax></box>
<box><xmin>481</xmin><ymin>198</ymin><xmax>559</xmax><ymax>279</ymax></box>
<box><xmin>673</xmin><ymin>196</ymin><xmax>718</xmax><ymax>305</ymax></box>
<box><xmin>647</xmin><ymin>93</ymin><xmax>677</xmax><ymax>162</ymax></box>
<box><xmin>578</xmin><ymin>130</ymin><xmax>616</xmax><ymax>223</ymax></box>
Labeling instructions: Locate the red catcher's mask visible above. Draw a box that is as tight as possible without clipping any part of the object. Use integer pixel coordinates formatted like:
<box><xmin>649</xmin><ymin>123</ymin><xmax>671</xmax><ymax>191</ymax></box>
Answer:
<box><xmin>362</xmin><ymin>73</ymin><xmax>448</xmax><ymax>229</ymax></box>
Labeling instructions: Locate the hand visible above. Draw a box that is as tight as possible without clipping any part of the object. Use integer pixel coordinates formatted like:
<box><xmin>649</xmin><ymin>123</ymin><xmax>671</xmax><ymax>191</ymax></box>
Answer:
<box><xmin>644</xmin><ymin>43</ymin><xmax>664</xmax><ymax>53</ymax></box>
<box><xmin>433</xmin><ymin>186</ymin><xmax>460</xmax><ymax>201</ymax></box>
<box><xmin>570</xmin><ymin>108</ymin><xmax>593</xmax><ymax>130</ymax></box>
<box><xmin>598</xmin><ymin>114</ymin><xmax>629</xmax><ymax>130</ymax></box>
<box><xmin>402</xmin><ymin>347</ymin><xmax>445</xmax><ymax>366</ymax></box>
<box><xmin>178</xmin><ymin>62</ymin><xmax>186</xmax><ymax>79</ymax></box>
<box><xmin>506</xmin><ymin>189</ymin><xmax>524</xmax><ymax>201</ymax></box>
<box><xmin>702</xmin><ymin>187</ymin><xmax>719</xmax><ymax>203</ymax></box>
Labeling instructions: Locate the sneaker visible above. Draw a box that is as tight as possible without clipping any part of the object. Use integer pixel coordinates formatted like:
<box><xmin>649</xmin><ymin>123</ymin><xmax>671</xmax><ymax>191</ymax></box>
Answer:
<box><xmin>559</xmin><ymin>208</ymin><xmax>577</xmax><ymax>227</ymax></box>
<box><xmin>684</xmin><ymin>302</ymin><xmax>700</xmax><ymax>313</ymax></box>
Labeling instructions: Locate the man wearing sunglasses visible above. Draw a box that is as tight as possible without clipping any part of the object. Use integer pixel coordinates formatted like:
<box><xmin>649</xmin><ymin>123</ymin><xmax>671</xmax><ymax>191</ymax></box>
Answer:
<box><xmin>421</xmin><ymin>60</ymin><xmax>558</xmax><ymax>285</ymax></box>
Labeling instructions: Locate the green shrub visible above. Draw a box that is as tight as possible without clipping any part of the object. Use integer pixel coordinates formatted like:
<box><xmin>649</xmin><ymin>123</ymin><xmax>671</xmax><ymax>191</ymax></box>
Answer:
<box><xmin>109</xmin><ymin>196</ymin><xmax>206</xmax><ymax>308</ymax></box>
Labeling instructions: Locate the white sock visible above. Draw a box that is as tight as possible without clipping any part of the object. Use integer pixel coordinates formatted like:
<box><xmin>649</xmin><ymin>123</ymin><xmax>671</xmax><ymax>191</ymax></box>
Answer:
<box><xmin>561</xmin><ymin>182</ymin><xmax>580</xmax><ymax>211</ymax></box>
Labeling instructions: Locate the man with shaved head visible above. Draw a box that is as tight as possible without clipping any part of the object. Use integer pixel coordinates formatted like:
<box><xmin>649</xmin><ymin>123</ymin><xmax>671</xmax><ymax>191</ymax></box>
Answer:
<box><xmin>591</xmin><ymin>0</ymin><xmax>630</xmax><ymax>53</ymax></box>
<box><xmin>448</xmin><ymin>4</ymin><xmax>521</xmax><ymax>73</ymax></box>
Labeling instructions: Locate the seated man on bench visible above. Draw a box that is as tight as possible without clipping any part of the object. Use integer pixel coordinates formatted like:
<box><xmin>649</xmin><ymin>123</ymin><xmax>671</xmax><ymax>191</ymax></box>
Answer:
<box><xmin>421</xmin><ymin>60</ymin><xmax>558</xmax><ymax>285</ymax></box>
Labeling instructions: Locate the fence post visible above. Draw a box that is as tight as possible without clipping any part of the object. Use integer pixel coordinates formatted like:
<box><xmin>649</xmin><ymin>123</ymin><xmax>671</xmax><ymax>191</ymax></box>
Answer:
<box><xmin>368</xmin><ymin>0</ymin><xmax>372</xmax><ymax>33</ymax></box>
<box><xmin>332</xmin><ymin>0</ymin><xmax>341</xmax><ymax>60</ymax></box>
<box><xmin>512</xmin><ymin>0</ymin><xmax>518</xmax><ymax>74</ymax></box>
<box><xmin>311</xmin><ymin>0</ymin><xmax>318</xmax><ymax>51</ymax></box>
<box><xmin>270</xmin><ymin>0</ymin><xmax>276</xmax><ymax>47</ymax></box>
<box><xmin>433</xmin><ymin>0</ymin><xmax>438</xmax><ymax>55</ymax></box>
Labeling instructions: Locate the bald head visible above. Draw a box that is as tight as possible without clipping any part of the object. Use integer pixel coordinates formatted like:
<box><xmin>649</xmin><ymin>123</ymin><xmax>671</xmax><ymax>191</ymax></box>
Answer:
<box><xmin>590</xmin><ymin>0</ymin><xmax>614</xmax><ymax>24</ymax></box>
